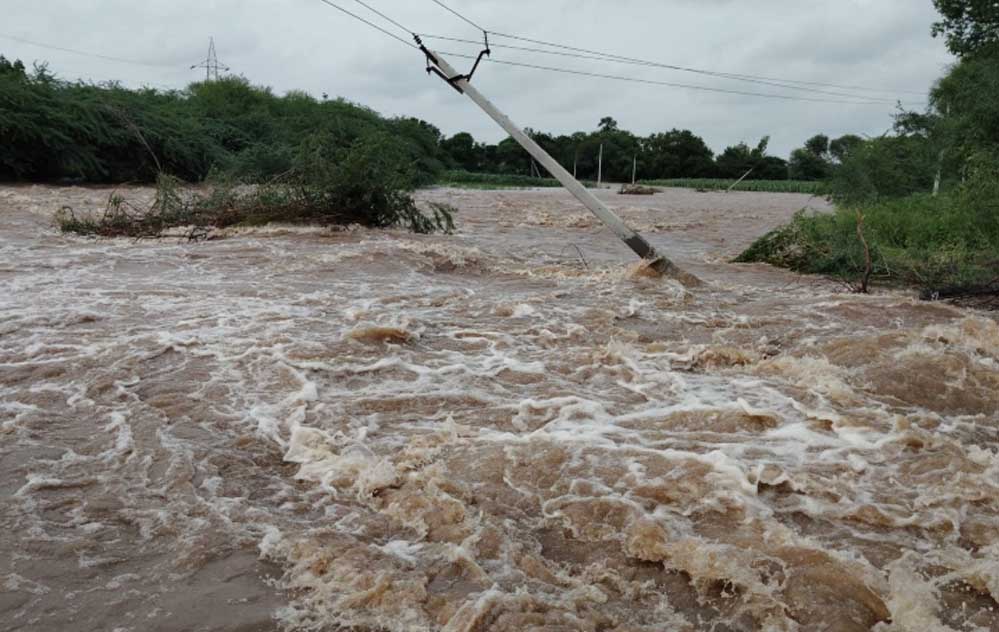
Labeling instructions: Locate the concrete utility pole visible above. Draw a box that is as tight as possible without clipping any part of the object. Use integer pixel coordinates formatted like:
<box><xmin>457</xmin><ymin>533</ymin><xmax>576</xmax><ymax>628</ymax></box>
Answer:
<box><xmin>632</xmin><ymin>155</ymin><xmax>638</xmax><ymax>185</ymax></box>
<box><xmin>598</xmin><ymin>143</ymin><xmax>604</xmax><ymax>187</ymax></box>
<box><xmin>424</xmin><ymin>50</ymin><xmax>698</xmax><ymax>284</ymax></box>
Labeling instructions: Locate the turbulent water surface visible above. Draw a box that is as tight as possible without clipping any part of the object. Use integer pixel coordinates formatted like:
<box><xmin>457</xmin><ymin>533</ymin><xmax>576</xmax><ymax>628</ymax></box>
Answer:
<box><xmin>2</xmin><ymin>185</ymin><xmax>998</xmax><ymax>632</ymax></box>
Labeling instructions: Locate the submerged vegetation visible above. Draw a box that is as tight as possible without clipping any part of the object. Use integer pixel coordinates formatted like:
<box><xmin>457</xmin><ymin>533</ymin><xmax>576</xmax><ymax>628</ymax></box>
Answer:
<box><xmin>55</xmin><ymin>134</ymin><xmax>456</xmax><ymax>238</ymax></box>
<box><xmin>738</xmin><ymin>3</ymin><xmax>999</xmax><ymax>305</ymax></box>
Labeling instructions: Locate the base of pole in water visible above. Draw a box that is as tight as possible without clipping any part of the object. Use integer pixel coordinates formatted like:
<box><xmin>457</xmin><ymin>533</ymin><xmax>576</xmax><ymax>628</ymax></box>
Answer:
<box><xmin>637</xmin><ymin>257</ymin><xmax>703</xmax><ymax>287</ymax></box>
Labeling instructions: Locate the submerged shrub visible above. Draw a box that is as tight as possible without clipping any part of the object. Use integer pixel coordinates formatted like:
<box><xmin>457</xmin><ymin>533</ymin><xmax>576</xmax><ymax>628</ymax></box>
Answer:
<box><xmin>57</xmin><ymin>133</ymin><xmax>455</xmax><ymax>238</ymax></box>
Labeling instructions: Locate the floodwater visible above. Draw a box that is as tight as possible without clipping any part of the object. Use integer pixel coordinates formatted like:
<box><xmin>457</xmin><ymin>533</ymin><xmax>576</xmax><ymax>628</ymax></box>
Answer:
<box><xmin>2</xmin><ymin>184</ymin><xmax>998</xmax><ymax>632</ymax></box>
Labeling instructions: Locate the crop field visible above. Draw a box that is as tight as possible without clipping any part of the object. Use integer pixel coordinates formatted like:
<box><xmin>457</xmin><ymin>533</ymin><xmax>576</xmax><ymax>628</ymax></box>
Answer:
<box><xmin>436</xmin><ymin>170</ymin><xmax>598</xmax><ymax>189</ymax></box>
<box><xmin>641</xmin><ymin>178</ymin><xmax>828</xmax><ymax>194</ymax></box>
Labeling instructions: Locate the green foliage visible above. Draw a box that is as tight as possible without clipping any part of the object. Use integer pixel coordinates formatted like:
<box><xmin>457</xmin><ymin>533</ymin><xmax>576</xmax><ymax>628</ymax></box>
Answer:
<box><xmin>0</xmin><ymin>65</ymin><xmax>445</xmax><ymax>185</ymax></box>
<box><xmin>932</xmin><ymin>0</ymin><xmax>999</xmax><ymax>57</ymax></box>
<box><xmin>788</xmin><ymin>134</ymin><xmax>832</xmax><ymax>180</ymax></box>
<box><xmin>829</xmin><ymin>134</ymin><xmax>864</xmax><ymax>163</ymax></box>
<box><xmin>642</xmin><ymin>129</ymin><xmax>716</xmax><ymax>179</ymax></box>
<box><xmin>930</xmin><ymin>47</ymin><xmax>999</xmax><ymax>168</ymax></box>
<box><xmin>830</xmin><ymin>133</ymin><xmax>939</xmax><ymax>204</ymax></box>
<box><xmin>640</xmin><ymin>178</ymin><xmax>827</xmax><ymax>194</ymax></box>
<box><xmin>58</xmin><ymin>134</ymin><xmax>455</xmax><ymax>237</ymax></box>
<box><xmin>738</xmin><ymin>11</ymin><xmax>999</xmax><ymax>301</ymax></box>
<box><xmin>714</xmin><ymin>137</ymin><xmax>783</xmax><ymax>180</ymax></box>
<box><xmin>736</xmin><ymin>181</ymin><xmax>998</xmax><ymax>293</ymax></box>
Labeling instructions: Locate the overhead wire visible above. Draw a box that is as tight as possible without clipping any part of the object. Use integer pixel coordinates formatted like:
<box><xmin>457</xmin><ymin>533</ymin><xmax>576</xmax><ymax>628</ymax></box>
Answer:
<box><xmin>0</xmin><ymin>32</ymin><xmax>174</xmax><ymax>68</ymax></box>
<box><xmin>315</xmin><ymin>0</ymin><xmax>921</xmax><ymax>107</ymax></box>
<box><xmin>417</xmin><ymin>34</ymin><xmax>911</xmax><ymax>104</ymax></box>
<box><xmin>427</xmin><ymin>0</ymin><xmax>485</xmax><ymax>33</ymax></box>
<box><xmin>437</xmin><ymin>50</ymin><xmax>903</xmax><ymax>106</ymax></box>
<box><xmin>350</xmin><ymin>0</ymin><xmax>416</xmax><ymax>37</ymax></box>
<box><xmin>486</xmin><ymin>31</ymin><xmax>926</xmax><ymax>96</ymax></box>
<box><xmin>315</xmin><ymin>0</ymin><xmax>416</xmax><ymax>48</ymax></box>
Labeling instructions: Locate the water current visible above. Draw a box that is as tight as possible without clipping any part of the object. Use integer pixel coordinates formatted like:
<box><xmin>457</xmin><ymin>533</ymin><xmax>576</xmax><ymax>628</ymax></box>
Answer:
<box><xmin>1</xmin><ymin>185</ymin><xmax>997</xmax><ymax>631</ymax></box>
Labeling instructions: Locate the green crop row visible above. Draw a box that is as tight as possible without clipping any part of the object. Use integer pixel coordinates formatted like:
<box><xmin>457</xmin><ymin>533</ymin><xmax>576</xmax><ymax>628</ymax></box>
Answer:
<box><xmin>640</xmin><ymin>178</ymin><xmax>828</xmax><ymax>195</ymax></box>
<box><xmin>435</xmin><ymin>171</ymin><xmax>599</xmax><ymax>190</ymax></box>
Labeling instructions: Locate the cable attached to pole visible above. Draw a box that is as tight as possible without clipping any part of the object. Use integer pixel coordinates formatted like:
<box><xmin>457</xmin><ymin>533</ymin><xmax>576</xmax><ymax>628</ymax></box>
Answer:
<box><xmin>427</xmin><ymin>0</ymin><xmax>485</xmax><ymax>33</ymax></box>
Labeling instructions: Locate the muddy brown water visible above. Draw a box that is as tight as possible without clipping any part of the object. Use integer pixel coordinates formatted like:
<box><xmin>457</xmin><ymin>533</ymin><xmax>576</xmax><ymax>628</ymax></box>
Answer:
<box><xmin>1</xmin><ymin>185</ymin><xmax>997</xmax><ymax>632</ymax></box>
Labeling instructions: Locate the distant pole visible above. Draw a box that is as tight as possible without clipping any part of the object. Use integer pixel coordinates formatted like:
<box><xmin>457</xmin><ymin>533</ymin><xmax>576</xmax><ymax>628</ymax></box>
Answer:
<box><xmin>421</xmin><ymin>50</ymin><xmax>699</xmax><ymax>285</ymax></box>
<box><xmin>632</xmin><ymin>155</ymin><xmax>637</xmax><ymax>185</ymax></box>
<box><xmin>727</xmin><ymin>167</ymin><xmax>755</xmax><ymax>193</ymax></box>
<box><xmin>573</xmin><ymin>148</ymin><xmax>578</xmax><ymax>179</ymax></box>
<box><xmin>598</xmin><ymin>144</ymin><xmax>603</xmax><ymax>187</ymax></box>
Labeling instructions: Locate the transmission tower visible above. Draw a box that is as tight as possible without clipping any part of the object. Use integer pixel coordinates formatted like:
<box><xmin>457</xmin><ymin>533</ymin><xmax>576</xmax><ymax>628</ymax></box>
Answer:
<box><xmin>191</xmin><ymin>37</ymin><xmax>229</xmax><ymax>82</ymax></box>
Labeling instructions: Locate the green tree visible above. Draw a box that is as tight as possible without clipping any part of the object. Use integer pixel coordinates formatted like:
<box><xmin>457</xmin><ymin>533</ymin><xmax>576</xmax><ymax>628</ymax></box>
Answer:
<box><xmin>804</xmin><ymin>134</ymin><xmax>831</xmax><ymax>159</ymax></box>
<box><xmin>932</xmin><ymin>0</ymin><xmax>999</xmax><ymax>57</ymax></box>
<box><xmin>598</xmin><ymin>116</ymin><xmax>619</xmax><ymax>132</ymax></box>
<box><xmin>714</xmin><ymin>137</ymin><xmax>771</xmax><ymax>179</ymax></box>
<box><xmin>829</xmin><ymin>134</ymin><xmax>864</xmax><ymax>163</ymax></box>
<box><xmin>441</xmin><ymin>132</ymin><xmax>479</xmax><ymax>171</ymax></box>
<box><xmin>642</xmin><ymin>129</ymin><xmax>715</xmax><ymax>178</ymax></box>
<box><xmin>788</xmin><ymin>134</ymin><xmax>833</xmax><ymax>180</ymax></box>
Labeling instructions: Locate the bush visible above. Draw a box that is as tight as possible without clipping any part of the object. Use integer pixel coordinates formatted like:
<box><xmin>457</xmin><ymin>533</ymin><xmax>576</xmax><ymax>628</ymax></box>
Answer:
<box><xmin>0</xmin><ymin>65</ymin><xmax>445</xmax><ymax>185</ymax></box>
<box><xmin>829</xmin><ymin>135</ymin><xmax>937</xmax><ymax>204</ymax></box>
<box><xmin>57</xmin><ymin>134</ymin><xmax>455</xmax><ymax>238</ymax></box>
<box><xmin>736</xmin><ymin>179</ymin><xmax>998</xmax><ymax>295</ymax></box>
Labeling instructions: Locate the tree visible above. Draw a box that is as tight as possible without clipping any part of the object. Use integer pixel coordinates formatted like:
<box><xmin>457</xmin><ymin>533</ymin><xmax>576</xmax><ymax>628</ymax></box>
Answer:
<box><xmin>441</xmin><ymin>132</ymin><xmax>479</xmax><ymax>171</ymax></box>
<box><xmin>755</xmin><ymin>156</ymin><xmax>789</xmax><ymax>180</ymax></box>
<box><xmin>789</xmin><ymin>149</ymin><xmax>830</xmax><ymax>180</ymax></box>
<box><xmin>0</xmin><ymin>56</ymin><xmax>26</xmax><ymax>78</ymax></box>
<box><xmin>715</xmin><ymin>142</ymin><xmax>753</xmax><ymax>179</ymax></box>
<box><xmin>830</xmin><ymin>134</ymin><xmax>864</xmax><ymax>163</ymax></box>
<box><xmin>714</xmin><ymin>137</ymin><xmax>771</xmax><ymax>179</ymax></box>
<box><xmin>804</xmin><ymin>134</ymin><xmax>831</xmax><ymax>159</ymax></box>
<box><xmin>598</xmin><ymin>116</ymin><xmax>619</xmax><ymax>132</ymax></box>
<box><xmin>641</xmin><ymin>129</ymin><xmax>714</xmax><ymax>179</ymax></box>
<box><xmin>932</xmin><ymin>0</ymin><xmax>999</xmax><ymax>57</ymax></box>
<box><xmin>788</xmin><ymin>134</ymin><xmax>833</xmax><ymax>180</ymax></box>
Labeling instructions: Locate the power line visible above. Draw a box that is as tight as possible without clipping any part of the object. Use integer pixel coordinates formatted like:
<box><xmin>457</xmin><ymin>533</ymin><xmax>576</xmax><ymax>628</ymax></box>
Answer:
<box><xmin>438</xmin><ymin>50</ymin><xmax>904</xmax><ymax>106</ymax></box>
<box><xmin>0</xmin><ymin>32</ymin><xmax>172</xmax><ymax>68</ymax></box>
<box><xmin>311</xmin><ymin>1</ymin><xmax>916</xmax><ymax>107</ymax></box>
<box><xmin>418</xmin><ymin>34</ymin><xmax>910</xmax><ymax>104</ymax></box>
<box><xmin>427</xmin><ymin>0</ymin><xmax>485</xmax><ymax>33</ymax></box>
<box><xmin>420</xmin><ymin>1</ymin><xmax>925</xmax><ymax>97</ymax></box>
<box><xmin>314</xmin><ymin>0</ymin><xmax>416</xmax><ymax>48</ymax></box>
<box><xmin>351</xmin><ymin>0</ymin><xmax>415</xmax><ymax>36</ymax></box>
<box><xmin>489</xmin><ymin>31</ymin><xmax>926</xmax><ymax>97</ymax></box>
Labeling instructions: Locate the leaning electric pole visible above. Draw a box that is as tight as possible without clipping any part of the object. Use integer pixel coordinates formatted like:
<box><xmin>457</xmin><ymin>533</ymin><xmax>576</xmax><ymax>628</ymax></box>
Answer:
<box><xmin>191</xmin><ymin>37</ymin><xmax>230</xmax><ymax>82</ymax></box>
<box><xmin>416</xmin><ymin>37</ymin><xmax>699</xmax><ymax>286</ymax></box>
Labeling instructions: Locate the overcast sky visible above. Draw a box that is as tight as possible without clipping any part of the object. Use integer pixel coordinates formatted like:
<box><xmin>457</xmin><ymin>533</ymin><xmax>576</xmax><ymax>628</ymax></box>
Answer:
<box><xmin>2</xmin><ymin>0</ymin><xmax>954</xmax><ymax>157</ymax></box>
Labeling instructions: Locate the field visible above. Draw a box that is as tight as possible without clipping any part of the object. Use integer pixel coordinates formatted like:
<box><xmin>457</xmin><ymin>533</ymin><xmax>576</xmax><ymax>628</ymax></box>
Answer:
<box><xmin>641</xmin><ymin>178</ymin><xmax>828</xmax><ymax>194</ymax></box>
<box><xmin>435</xmin><ymin>170</ymin><xmax>598</xmax><ymax>190</ymax></box>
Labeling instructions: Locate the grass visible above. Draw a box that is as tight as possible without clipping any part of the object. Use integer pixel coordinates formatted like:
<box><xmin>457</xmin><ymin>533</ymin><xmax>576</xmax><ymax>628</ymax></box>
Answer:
<box><xmin>641</xmin><ymin>178</ymin><xmax>828</xmax><ymax>195</ymax></box>
<box><xmin>735</xmin><ymin>187</ymin><xmax>999</xmax><ymax>302</ymax></box>
<box><xmin>435</xmin><ymin>170</ymin><xmax>598</xmax><ymax>190</ymax></box>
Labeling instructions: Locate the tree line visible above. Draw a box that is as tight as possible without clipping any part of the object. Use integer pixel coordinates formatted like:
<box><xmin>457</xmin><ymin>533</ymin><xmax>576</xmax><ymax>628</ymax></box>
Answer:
<box><xmin>442</xmin><ymin>117</ymin><xmax>858</xmax><ymax>183</ymax></box>
<box><xmin>1</xmin><ymin>57</ymin><xmax>853</xmax><ymax>186</ymax></box>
